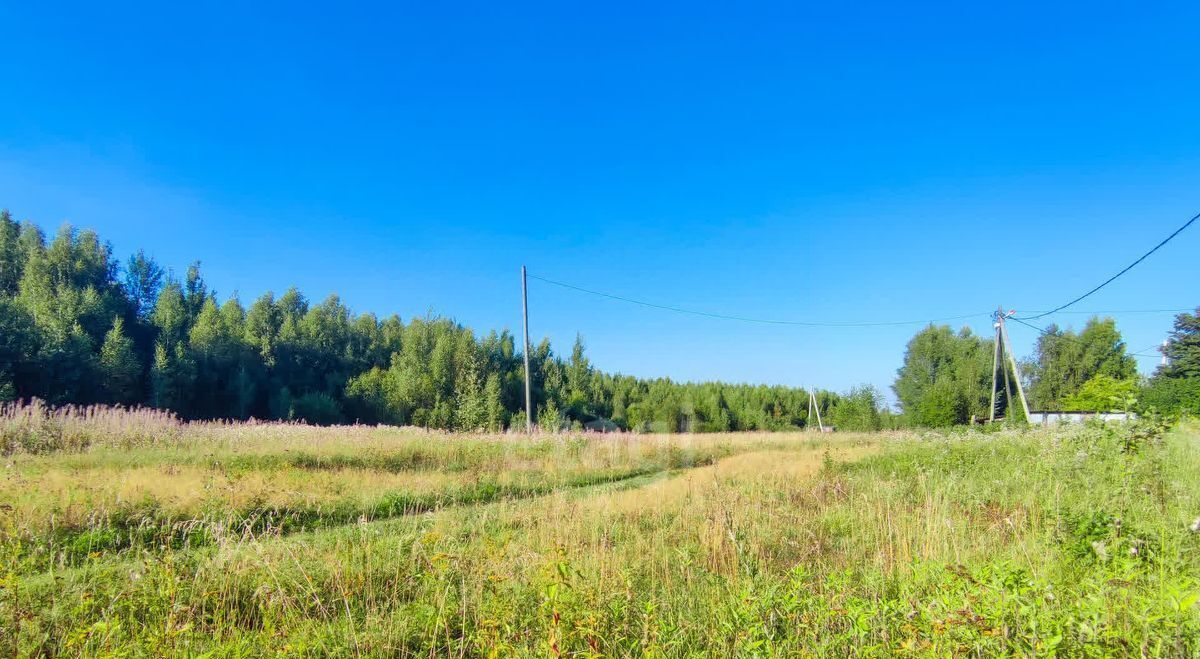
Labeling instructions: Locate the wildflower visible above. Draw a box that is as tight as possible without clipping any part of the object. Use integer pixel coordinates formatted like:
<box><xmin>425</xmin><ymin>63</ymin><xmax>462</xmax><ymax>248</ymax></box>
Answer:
<box><xmin>1190</xmin><ymin>518</ymin><xmax>1200</xmax><ymax>534</ymax></box>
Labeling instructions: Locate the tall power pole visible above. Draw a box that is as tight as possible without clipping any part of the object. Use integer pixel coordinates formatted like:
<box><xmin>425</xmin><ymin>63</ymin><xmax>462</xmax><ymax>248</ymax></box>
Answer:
<box><xmin>988</xmin><ymin>324</ymin><xmax>1002</xmax><ymax>423</ymax></box>
<box><xmin>521</xmin><ymin>266</ymin><xmax>533</xmax><ymax>433</ymax></box>
<box><xmin>989</xmin><ymin>307</ymin><xmax>1031</xmax><ymax>422</ymax></box>
<box><xmin>999</xmin><ymin>315</ymin><xmax>1031</xmax><ymax>421</ymax></box>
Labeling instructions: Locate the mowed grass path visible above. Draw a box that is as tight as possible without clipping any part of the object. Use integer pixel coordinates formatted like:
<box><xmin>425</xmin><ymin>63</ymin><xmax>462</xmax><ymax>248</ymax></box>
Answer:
<box><xmin>3</xmin><ymin>420</ymin><xmax>1199</xmax><ymax>656</ymax></box>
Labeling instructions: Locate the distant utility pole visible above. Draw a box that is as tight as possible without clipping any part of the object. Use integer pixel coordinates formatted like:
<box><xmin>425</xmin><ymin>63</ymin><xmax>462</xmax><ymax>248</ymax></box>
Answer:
<box><xmin>808</xmin><ymin>389</ymin><xmax>826</xmax><ymax>432</ymax></box>
<box><xmin>1162</xmin><ymin>340</ymin><xmax>1169</xmax><ymax>368</ymax></box>
<box><xmin>521</xmin><ymin>266</ymin><xmax>533</xmax><ymax>433</ymax></box>
<box><xmin>989</xmin><ymin>307</ymin><xmax>1031</xmax><ymax>423</ymax></box>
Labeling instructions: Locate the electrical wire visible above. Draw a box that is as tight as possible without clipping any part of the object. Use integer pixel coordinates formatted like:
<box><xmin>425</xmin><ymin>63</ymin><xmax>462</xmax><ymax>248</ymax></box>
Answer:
<box><xmin>527</xmin><ymin>273</ymin><xmax>990</xmax><ymax>328</ymax></box>
<box><xmin>1008</xmin><ymin>318</ymin><xmax>1166</xmax><ymax>362</ymax></box>
<box><xmin>1021</xmin><ymin>308</ymin><xmax>1192</xmax><ymax>315</ymax></box>
<box><xmin>1130</xmin><ymin>343</ymin><xmax>1164</xmax><ymax>354</ymax></box>
<box><xmin>1017</xmin><ymin>210</ymin><xmax>1200</xmax><ymax>320</ymax></box>
<box><xmin>1129</xmin><ymin>342</ymin><xmax>1167</xmax><ymax>358</ymax></box>
<box><xmin>528</xmin><ymin>207</ymin><xmax>1198</xmax><ymax>331</ymax></box>
<box><xmin>1007</xmin><ymin>315</ymin><xmax>1053</xmax><ymax>336</ymax></box>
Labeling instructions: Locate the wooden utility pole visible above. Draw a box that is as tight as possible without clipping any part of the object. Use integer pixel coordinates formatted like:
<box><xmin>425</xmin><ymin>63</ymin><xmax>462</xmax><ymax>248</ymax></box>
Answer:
<box><xmin>521</xmin><ymin>266</ymin><xmax>533</xmax><ymax>433</ymax></box>
<box><xmin>989</xmin><ymin>307</ymin><xmax>1030</xmax><ymax>423</ymax></box>
<box><xmin>999</xmin><ymin>315</ymin><xmax>1031</xmax><ymax>421</ymax></box>
<box><xmin>1001</xmin><ymin>338</ymin><xmax>1014</xmax><ymax>413</ymax></box>
<box><xmin>988</xmin><ymin>320</ymin><xmax>1002</xmax><ymax>423</ymax></box>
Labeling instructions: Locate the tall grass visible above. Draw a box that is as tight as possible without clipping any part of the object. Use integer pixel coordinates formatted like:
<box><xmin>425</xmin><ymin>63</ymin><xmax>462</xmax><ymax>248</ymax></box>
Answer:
<box><xmin>0</xmin><ymin>399</ymin><xmax>184</xmax><ymax>454</ymax></box>
<box><xmin>1</xmin><ymin>413</ymin><xmax>1196</xmax><ymax>656</ymax></box>
<box><xmin>2</xmin><ymin>403</ymin><xmax>845</xmax><ymax>573</ymax></box>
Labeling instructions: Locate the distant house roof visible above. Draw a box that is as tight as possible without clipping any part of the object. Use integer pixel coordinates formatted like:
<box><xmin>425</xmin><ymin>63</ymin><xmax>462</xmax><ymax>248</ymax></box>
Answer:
<box><xmin>583</xmin><ymin>418</ymin><xmax>620</xmax><ymax>433</ymax></box>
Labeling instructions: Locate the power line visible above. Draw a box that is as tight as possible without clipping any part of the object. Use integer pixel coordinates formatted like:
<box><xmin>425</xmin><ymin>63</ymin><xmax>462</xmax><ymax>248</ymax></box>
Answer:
<box><xmin>527</xmin><ymin>273</ymin><xmax>990</xmax><ymax>328</ymax></box>
<box><xmin>1018</xmin><ymin>210</ymin><xmax>1200</xmax><ymax>321</ymax></box>
<box><xmin>1130</xmin><ymin>343</ymin><xmax>1164</xmax><ymax>355</ymax></box>
<box><xmin>1008</xmin><ymin>318</ymin><xmax>1167</xmax><ymax>362</ymax></box>
<box><xmin>528</xmin><ymin>207</ymin><xmax>1198</xmax><ymax>332</ymax></box>
<box><xmin>1007</xmin><ymin>315</ymin><xmax>1053</xmax><ymax>335</ymax></box>
<box><xmin>1022</xmin><ymin>308</ymin><xmax>1192</xmax><ymax>315</ymax></box>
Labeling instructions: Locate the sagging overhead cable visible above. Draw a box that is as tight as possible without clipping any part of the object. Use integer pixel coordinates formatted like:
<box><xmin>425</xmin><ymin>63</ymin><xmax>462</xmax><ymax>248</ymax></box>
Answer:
<box><xmin>527</xmin><ymin>273</ymin><xmax>989</xmax><ymax>328</ymax></box>
<box><xmin>1017</xmin><ymin>210</ymin><xmax>1199</xmax><ymax>321</ymax></box>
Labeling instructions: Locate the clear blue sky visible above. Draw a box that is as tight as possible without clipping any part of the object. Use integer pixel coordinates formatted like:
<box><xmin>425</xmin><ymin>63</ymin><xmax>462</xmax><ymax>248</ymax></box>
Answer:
<box><xmin>2</xmin><ymin>1</ymin><xmax>1198</xmax><ymax>402</ymax></box>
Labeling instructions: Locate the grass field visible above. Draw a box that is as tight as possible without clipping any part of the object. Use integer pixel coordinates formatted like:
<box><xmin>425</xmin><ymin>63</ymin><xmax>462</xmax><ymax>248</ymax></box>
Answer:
<box><xmin>2</xmin><ymin>407</ymin><xmax>1199</xmax><ymax>656</ymax></box>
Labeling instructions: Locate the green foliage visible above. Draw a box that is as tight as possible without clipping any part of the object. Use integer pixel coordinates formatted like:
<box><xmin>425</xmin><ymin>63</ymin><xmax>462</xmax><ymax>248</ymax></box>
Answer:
<box><xmin>0</xmin><ymin>212</ymin><xmax>888</xmax><ymax>432</ymax></box>
<box><xmin>1140</xmin><ymin>376</ymin><xmax>1200</xmax><ymax>416</ymax></box>
<box><xmin>290</xmin><ymin>391</ymin><xmax>343</xmax><ymax>424</ymax></box>
<box><xmin>893</xmin><ymin>325</ymin><xmax>992</xmax><ymax>426</ymax></box>
<box><xmin>98</xmin><ymin>317</ymin><xmax>141</xmax><ymax>404</ymax></box>
<box><xmin>1160</xmin><ymin>308</ymin><xmax>1200</xmax><ymax>379</ymax></box>
<box><xmin>150</xmin><ymin>341</ymin><xmax>195</xmax><ymax>412</ymax></box>
<box><xmin>1137</xmin><ymin>309</ymin><xmax>1200</xmax><ymax>416</ymax></box>
<box><xmin>538</xmin><ymin>399</ymin><xmax>565</xmax><ymax>432</ymax></box>
<box><xmin>1025</xmin><ymin>317</ymin><xmax>1137</xmax><ymax>410</ymax></box>
<box><xmin>123</xmin><ymin>249</ymin><xmax>163</xmax><ymax>320</ymax></box>
<box><xmin>0</xmin><ymin>209</ymin><xmax>22</xmax><ymax>295</ymax></box>
<box><xmin>1061</xmin><ymin>374</ymin><xmax>1138</xmax><ymax>412</ymax></box>
<box><xmin>0</xmin><ymin>298</ymin><xmax>37</xmax><ymax>402</ymax></box>
<box><xmin>829</xmin><ymin>384</ymin><xmax>882</xmax><ymax>431</ymax></box>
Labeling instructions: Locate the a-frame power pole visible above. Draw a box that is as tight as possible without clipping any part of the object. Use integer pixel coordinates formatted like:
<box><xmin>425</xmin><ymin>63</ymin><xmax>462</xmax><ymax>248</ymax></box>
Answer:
<box><xmin>989</xmin><ymin>307</ymin><xmax>1031</xmax><ymax>423</ymax></box>
<box><xmin>807</xmin><ymin>388</ymin><xmax>826</xmax><ymax>432</ymax></box>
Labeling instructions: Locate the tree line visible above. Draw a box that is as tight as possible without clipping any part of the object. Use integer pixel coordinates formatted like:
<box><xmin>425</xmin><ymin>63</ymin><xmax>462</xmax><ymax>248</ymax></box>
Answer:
<box><xmin>892</xmin><ymin>311</ymin><xmax>1200</xmax><ymax>425</ymax></box>
<box><xmin>3</xmin><ymin>211</ymin><xmax>1195</xmax><ymax>430</ymax></box>
<box><xmin>0</xmin><ymin>212</ymin><xmax>894</xmax><ymax>431</ymax></box>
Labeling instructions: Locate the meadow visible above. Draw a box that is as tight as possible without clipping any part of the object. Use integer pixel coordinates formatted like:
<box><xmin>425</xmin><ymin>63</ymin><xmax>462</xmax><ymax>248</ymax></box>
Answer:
<box><xmin>2</xmin><ymin>403</ymin><xmax>1198</xmax><ymax>656</ymax></box>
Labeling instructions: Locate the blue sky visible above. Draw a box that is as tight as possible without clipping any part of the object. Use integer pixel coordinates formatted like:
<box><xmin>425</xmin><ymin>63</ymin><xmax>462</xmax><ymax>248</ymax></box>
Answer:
<box><xmin>2</xmin><ymin>1</ymin><xmax>1198</xmax><ymax>401</ymax></box>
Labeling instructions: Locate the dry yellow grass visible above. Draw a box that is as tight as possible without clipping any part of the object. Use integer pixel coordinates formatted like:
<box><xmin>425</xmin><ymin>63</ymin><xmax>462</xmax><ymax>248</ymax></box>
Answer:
<box><xmin>587</xmin><ymin>439</ymin><xmax>878</xmax><ymax>515</ymax></box>
<box><xmin>0</xmin><ymin>465</ymin><xmax>467</xmax><ymax>530</ymax></box>
<box><xmin>3</xmin><ymin>427</ymin><xmax>867</xmax><ymax>543</ymax></box>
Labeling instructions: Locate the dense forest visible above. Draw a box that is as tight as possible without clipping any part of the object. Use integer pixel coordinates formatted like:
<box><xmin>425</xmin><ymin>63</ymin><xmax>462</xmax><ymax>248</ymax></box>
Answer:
<box><xmin>1</xmin><ymin>211</ymin><xmax>1196</xmax><ymax>431</ymax></box>
<box><xmin>0</xmin><ymin>212</ymin><xmax>883</xmax><ymax>431</ymax></box>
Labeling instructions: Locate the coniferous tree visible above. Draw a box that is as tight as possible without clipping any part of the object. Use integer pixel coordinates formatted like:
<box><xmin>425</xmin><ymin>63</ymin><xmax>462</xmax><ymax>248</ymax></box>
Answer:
<box><xmin>1140</xmin><ymin>307</ymin><xmax>1200</xmax><ymax>414</ymax></box>
<box><xmin>152</xmin><ymin>281</ymin><xmax>190</xmax><ymax>348</ymax></box>
<box><xmin>0</xmin><ymin>298</ymin><xmax>37</xmax><ymax>401</ymax></box>
<box><xmin>0</xmin><ymin>210</ymin><xmax>22</xmax><ymax>296</ymax></box>
<box><xmin>99</xmin><ymin>317</ymin><xmax>142</xmax><ymax>404</ymax></box>
<box><xmin>151</xmin><ymin>341</ymin><xmax>196</xmax><ymax>413</ymax></box>
<box><xmin>183</xmin><ymin>262</ymin><xmax>209</xmax><ymax>322</ymax></box>
<box><xmin>1160</xmin><ymin>308</ymin><xmax>1200</xmax><ymax>379</ymax></box>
